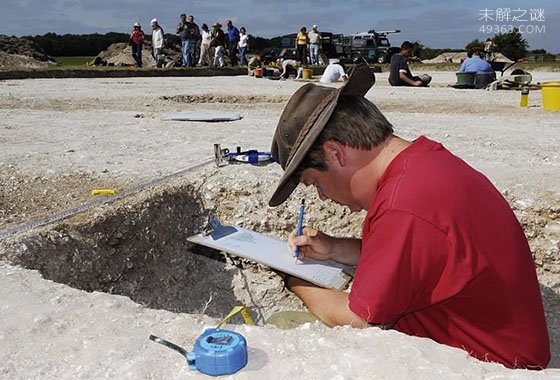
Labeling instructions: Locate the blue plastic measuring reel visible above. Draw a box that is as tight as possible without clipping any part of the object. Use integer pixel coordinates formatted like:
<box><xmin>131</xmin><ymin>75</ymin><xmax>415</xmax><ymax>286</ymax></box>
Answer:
<box><xmin>149</xmin><ymin>328</ymin><xmax>248</xmax><ymax>376</ymax></box>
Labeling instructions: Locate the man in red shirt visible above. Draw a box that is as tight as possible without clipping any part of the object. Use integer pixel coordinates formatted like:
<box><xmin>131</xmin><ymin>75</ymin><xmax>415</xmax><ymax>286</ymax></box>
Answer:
<box><xmin>268</xmin><ymin>64</ymin><xmax>550</xmax><ymax>369</ymax></box>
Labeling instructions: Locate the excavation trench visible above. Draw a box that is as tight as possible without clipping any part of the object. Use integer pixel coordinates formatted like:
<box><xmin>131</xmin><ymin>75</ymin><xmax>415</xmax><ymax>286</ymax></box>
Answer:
<box><xmin>0</xmin><ymin>183</ymin><xmax>303</xmax><ymax>324</ymax></box>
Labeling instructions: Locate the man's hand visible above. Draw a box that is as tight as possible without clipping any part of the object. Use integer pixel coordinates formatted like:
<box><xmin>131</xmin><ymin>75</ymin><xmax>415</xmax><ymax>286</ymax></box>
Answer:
<box><xmin>288</xmin><ymin>226</ymin><xmax>362</xmax><ymax>266</ymax></box>
<box><xmin>288</xmin><ymin>227</ymin><xmax>334</xmax><ymax>261</ymax></box>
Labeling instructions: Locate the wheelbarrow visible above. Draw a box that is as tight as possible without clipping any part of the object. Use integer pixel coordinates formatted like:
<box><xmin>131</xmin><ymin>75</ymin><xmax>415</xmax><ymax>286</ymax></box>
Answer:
<box><xmin>490</xmin><ymin>60</ymin><xmax>519</xmax><ymax>77</ymax></box>
<box><xmin>486</xmin><ymin>60</ymin><xmax>532</xmax><ymax>90</ymax></box>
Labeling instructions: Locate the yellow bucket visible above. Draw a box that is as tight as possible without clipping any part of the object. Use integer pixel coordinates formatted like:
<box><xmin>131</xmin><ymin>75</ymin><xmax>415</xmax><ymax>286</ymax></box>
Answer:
<box><xmin>541</xmin><ymin>81</ymin><xmax>560</xmax><ymax>111</ymax></box>
<box><xmin>302</xmin><ymin>68</ymin><xmax>313</xmax><ymax>80</ymax></box>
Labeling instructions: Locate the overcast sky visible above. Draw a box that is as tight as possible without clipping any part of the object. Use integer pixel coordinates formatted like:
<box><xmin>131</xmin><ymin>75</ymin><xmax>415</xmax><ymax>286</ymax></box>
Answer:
<box><xmin>2</xmin><ymin>0</ymin><xmax>558</xmax><ymax>52</ymax></box>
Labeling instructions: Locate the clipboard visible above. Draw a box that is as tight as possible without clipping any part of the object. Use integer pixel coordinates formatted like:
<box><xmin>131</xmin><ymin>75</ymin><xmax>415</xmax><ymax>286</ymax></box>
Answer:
<box><xmin>187</xmin><ymin>215</ymin><xmax>354</xmax><ymax>290</ymax></box>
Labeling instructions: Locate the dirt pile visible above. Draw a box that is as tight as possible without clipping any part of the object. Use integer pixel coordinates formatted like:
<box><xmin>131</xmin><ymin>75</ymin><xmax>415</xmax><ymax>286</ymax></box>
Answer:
<box><xmin>423</xmin><ymin>52</ymin><xmax>512</xmax><ymax>64</ymax></box>
<box><xmin>0</xmin><ymin>34</ymin><xmax>56</xmax><ymax>68</ymax></box>
<box><xmin>91</xmin><ymin>42</ymin><xmax>182</xmax><ymax>68</ymax></box>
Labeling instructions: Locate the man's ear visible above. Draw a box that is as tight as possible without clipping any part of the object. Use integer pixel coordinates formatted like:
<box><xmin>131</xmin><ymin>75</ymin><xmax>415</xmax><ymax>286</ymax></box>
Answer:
<box><xmin>322</xmin><ymin>140</ymin><xmax>346</xmax><ymax>167</ymax></box>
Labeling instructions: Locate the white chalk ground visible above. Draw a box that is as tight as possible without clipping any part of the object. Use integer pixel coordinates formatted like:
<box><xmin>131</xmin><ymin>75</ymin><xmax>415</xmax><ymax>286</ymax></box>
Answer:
<box><xmin>1</xmin><ymin>71</ymin><xmax>560</xmax><ymax>379</ymax></box>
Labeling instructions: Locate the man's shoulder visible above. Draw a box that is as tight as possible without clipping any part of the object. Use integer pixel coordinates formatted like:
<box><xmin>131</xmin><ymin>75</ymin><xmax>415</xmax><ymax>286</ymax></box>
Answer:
<box><xmin>390</xmin><ymin>54</ymin><xmax>404</xmax><ymax>63</ymax></box>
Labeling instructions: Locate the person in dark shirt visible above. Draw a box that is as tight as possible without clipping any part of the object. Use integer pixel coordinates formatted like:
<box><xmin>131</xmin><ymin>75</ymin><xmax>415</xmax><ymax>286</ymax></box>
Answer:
<box><xmin>211</xmin><ymin>22</ymin><xmax>227</xmax><ymax>67</ymax></box>
<box><xmin>389</xmin><ymin>41</ymin><xmax>431</xmax><ymax>87</ymax></box>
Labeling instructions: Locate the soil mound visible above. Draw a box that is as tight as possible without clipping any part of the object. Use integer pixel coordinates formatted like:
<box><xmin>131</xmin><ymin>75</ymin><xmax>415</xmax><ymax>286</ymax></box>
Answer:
<box><xmin>0</xmin><ymin>34</ymin><xmax>56</xmax><ymax>68</ymax></box>
<box><xmin>91</xmin><ymin>42</ymin><xmax>182</xmax><ymax>68</ymax></box>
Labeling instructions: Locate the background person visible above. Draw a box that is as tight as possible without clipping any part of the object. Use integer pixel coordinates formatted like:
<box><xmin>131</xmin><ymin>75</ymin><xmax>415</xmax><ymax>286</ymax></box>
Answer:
<box><xmin>268</xmin><ymin>64</ymin><xmax>550</xmax><ymax>370</ymax></box>
<box><xmin>211</xmin><ymin>22</ymin><xmax>226</xmax><ymax>67</ymax></box>
<box><xmin>277</xmin><ymin>58</ymin><xmax>299</xmax><ymax>79</ymax></box>
<box><xmin>296</xmin><ymin>26</ymin><xmax>309</xmax><ymax>65</ymax></box>
<box><xmin>459</xmin><ymin>47</ymin><xmax>493</xmax><ymax>73</ymax></box>
<box><xmin>319</xmin><ymin>58</ymin><xmax>348</xmax><ymax>83</ymax></box>
<box><xmin>484</xmin><ymin>38</ymin><xmax>495</xmax><ymax>62</ymax></box>
<box><xmin>176</xmin><ymin>14</ymin><xmax>189</xmax><ymax>67</ymax></box>
<box><xmin>198</xmin><ymin>23</ymin><xmax>213</xmax><ymax>66</ymax></box>
<box><xmin>388</xmin><ymin>41</ymin><xmax>431</xmax><ymax>87</ymax></box>
<box><xmin>226</xmin><ymin>19</ymin><xmax>240</xmax><ymax>66</ymax></box>
<box><xmin>308</xmin><ymin>25</ymin><xmax>320</xmax><ymax>65</ymax></box>
<box><xmin>238</xmin><ymin>27</ymin><xmax>249</xmax><ymax>66</ymax></box>
<box><xmin>150</xmin><ymin>18</ymin><xmax>165</xmax><ymax>68</ymax></box>
<box><xmin>247</xmin><ymin>54</ymin><xmax>262</xmax><ymax>75</ymax></box>
<box><xmin>130</xmin><ymin>22</ymin><xmax>144</xmax><ymax>68</ymax></box>
<box><xmin>184</xmin><ymin>15</ymin><xmax>200</xmax><ymax>67</ymax></box>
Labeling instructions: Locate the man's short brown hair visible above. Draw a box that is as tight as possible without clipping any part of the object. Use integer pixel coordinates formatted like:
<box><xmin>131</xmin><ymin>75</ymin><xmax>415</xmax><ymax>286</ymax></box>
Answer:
<box><xmin>296</xmin><ymin>95</ymin><xmax>394</xmax><ymax>174</ymax></box>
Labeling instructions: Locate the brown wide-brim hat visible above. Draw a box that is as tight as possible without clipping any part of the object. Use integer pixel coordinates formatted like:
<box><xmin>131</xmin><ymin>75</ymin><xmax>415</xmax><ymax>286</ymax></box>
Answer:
<box><xmin>212</xmin><ymin>22</ymin><xmax>222</xmax><ymax>28</ymax></box>
<box><xmin>269</xmin><ymin>64</ymin><xmax>375</xmax><ymax>207</ymax></box>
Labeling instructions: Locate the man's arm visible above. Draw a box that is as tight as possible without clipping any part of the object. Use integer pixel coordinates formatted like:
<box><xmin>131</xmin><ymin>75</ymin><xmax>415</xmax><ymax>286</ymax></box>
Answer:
<box><xmin>286</xmin><ymin>277</ymin><xmax>369</xmax><ymax>327</ymax></box>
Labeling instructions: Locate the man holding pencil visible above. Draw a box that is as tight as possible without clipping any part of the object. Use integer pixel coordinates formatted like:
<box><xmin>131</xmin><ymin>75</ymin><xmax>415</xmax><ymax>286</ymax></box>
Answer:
<box><xmin>268</xmin><ymin>64</ymin><xmax>550</xmax><ymax>369</ymax></box>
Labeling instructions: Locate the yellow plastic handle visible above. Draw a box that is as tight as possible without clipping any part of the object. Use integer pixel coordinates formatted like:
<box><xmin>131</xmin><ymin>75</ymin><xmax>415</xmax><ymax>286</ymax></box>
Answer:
<box><xmin>216</xmin><ymin>306</ymin><xmax>254</xmax><ymax>329</ymax></box>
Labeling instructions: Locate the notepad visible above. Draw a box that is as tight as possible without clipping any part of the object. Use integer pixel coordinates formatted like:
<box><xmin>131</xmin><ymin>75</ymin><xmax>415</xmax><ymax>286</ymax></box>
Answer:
<box><xmin>187</xmin><ymin>224</ymin><xmax>353</xmax><ymax>290</ymax></box>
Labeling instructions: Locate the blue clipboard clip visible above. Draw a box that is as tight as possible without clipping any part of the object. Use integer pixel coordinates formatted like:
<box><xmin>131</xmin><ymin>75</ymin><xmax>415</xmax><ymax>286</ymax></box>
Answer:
<box><xmin>204</xmin><ymin>214</ymin><xmax>238</xmax><ymax>240</ymax></box>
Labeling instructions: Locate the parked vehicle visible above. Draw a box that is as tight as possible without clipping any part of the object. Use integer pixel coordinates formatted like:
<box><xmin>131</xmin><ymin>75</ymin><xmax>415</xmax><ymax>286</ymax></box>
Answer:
<box><xmin>277</xmin><ymin>32</ymin><xmax>339</xmax><ymax>64</ymax></box>
<box><xmin>275</xmin><ymin>29</ymin><xmax>401</xmax><ymax>65</ymax></box>
<box><xmin>341</xmin><ymin>30</ymin><xmax>401</xmax><ymax>64</ymax></box>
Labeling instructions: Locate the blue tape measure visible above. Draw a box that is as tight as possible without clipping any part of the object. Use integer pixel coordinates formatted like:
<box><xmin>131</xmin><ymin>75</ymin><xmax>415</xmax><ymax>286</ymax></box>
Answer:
<box><xmin>150</xmin><ymin>328</ymin><xmax>248</xmax><ymax>376</ymax></box>
<box><xmin>188</xmin><ymin>328</ymin><xmax>248</xmax><ymax>376</ymax></box>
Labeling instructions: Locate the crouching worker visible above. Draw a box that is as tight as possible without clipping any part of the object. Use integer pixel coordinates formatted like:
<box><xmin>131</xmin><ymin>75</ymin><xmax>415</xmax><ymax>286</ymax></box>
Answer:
<box><xmin>319</xmin><ymin>58</ymin><xmax>348</xmax><ymax>83</ymax></box>
<box><xmin>268</xmin><ymin>64</ymin><xmax>550</xmax><ymax>369</ymax></box>
<box><xmin>247</xmin><ymin>54</ymin><xmax>262</xmax><ymax>75</ymax></box>
<box><xmin>389</xmin><ymin>41</ymin><xmax>431</xmax><ymax>86</ymax></box>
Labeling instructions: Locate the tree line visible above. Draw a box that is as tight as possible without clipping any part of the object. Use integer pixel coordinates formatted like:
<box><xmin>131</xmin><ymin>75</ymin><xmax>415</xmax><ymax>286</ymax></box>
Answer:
<box><xmin>24</xmin><ymin>32</ymin><xmax>278</xmax><ymax>57</ymax></box>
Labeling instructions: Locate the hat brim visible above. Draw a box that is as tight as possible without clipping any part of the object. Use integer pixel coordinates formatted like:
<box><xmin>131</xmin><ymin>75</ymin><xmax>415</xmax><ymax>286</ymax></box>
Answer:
<box><xmin>268</xmin><ymin>64</ymin><xmax>375</xmax><ymax>207</ymax></box>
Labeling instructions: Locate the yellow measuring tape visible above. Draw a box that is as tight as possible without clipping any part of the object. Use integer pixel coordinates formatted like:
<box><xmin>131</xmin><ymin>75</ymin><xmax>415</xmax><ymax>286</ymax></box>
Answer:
<box><xmin>91</xmin><ymin>189</ymin><xmax>119</xmax><ymax>195</ymax></box>
<box><xmin>216</xmin><ymin>306</ymin><xmax>253</xmax><ymax>329</ymax></box>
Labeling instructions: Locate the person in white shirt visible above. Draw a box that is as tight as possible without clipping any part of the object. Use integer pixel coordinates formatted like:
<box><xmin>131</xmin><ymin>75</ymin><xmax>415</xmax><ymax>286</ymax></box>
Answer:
<box><xmin>319</xmin><ymin>59</ymin><xmax>348</xmax><ymax>83</ymax></box>
<box><xmin>238</xmin><ymin>27</ymin><xmax>249</xmax><ymax>66</ymax></box>
<box><xmin>198</xmin><ymin>23</ymin><xmax>213</xmax><ymax>66</ymax></box>
<box><xmin>277</xmin><ymin>58</ymin><xmax>299</xmax><ymax>79</ymax></box>
<box><xmin>308</xmin><ymin>25</ymin><xmax>320</xmax><ymax>65</ymax></box>
<box><xmin>150</xmin><ymin>18</ymin><xmax>165</xmax><ymax>68</ymax></box>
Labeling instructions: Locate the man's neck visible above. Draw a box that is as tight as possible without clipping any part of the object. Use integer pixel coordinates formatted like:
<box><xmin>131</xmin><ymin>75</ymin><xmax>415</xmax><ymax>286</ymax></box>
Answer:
<box><xmin>350</xmin><ymin>135</ymin><xmax>411</xmax><ymax>209</ymax></box>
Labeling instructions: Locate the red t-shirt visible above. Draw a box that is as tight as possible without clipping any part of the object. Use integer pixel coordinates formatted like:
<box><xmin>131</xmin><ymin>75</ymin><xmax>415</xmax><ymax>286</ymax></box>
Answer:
<box><xmin>131</xmin><ymin>29</ymin><xmax>145</xmax><ymax>45</ymax></box>
<box><xmin>348</xmin><ymin>136</ymin><xmax>550</xmax><ymax>369</ymax></box>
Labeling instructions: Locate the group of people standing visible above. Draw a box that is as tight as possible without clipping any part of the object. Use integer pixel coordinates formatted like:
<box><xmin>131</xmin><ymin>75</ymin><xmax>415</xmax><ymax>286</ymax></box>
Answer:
<box><xmin>295</xmin><ymin>25</ymin><xmax>321</xmax><ymax>65</ymax></box>
<box><xmin>129</xmin><ymin>14</ymin><xmax>249</xmax><ymax>68</ymax></box>
<box><xmin>130</xmin><ymin>19</ymin><xmax>165</xmax><ymax>68</ymax></box>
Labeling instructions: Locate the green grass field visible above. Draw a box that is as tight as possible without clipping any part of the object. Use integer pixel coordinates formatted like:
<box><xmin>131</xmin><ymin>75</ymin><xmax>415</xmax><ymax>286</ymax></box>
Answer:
<box><xmin>54</xmin><ymin>56</ymin><xmax>95</xmax><ymax>67</ymax></box>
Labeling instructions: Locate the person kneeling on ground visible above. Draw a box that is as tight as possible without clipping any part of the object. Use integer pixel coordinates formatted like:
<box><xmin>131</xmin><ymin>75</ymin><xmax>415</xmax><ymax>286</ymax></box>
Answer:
<box><xmin>268</xmin><ymin>64</ymin><xmax>550</xmax><ymax>370</ymax></box>
<box><xmin>277</xmin><ymin>58</ymin><xmax>300</xmax><ymax>79</ymax></box>
<box><xmin>319</xmin><ymin>59</ymin><xmax>348</xmax><ymax>83</ymax></box>
<box><xmin>247</xmin><ymin>54</ymin><xmax>263</xmax><ymax>75</ymax></box>
<box><xmin>389</xmin><ymin>41</ymin><xmax>431</xmax><ymax>87</ymax></box>
<box><xmin>459</xmin><ymin>47</ymin><xmax>493</xmax><ymax>73</ymax></box>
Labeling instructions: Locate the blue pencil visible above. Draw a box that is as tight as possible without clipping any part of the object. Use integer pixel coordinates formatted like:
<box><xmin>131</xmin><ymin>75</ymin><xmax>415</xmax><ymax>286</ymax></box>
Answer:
<box><xmin>294</xmin><ymin>199</ymin><xmax>305</xmax><ymax>264</ymax></box>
